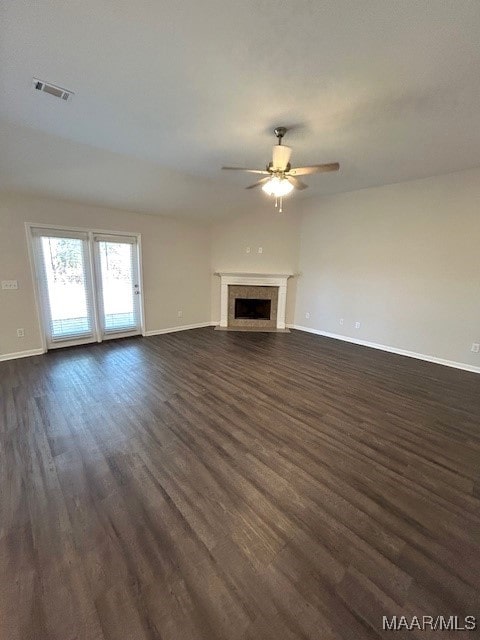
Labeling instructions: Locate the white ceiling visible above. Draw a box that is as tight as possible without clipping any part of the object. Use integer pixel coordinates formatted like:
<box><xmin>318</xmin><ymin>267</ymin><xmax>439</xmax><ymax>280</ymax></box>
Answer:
<box><xmin>2</xmin><ymin>0</ymin><xmax>480</xmax><ymax>220</ymax></box>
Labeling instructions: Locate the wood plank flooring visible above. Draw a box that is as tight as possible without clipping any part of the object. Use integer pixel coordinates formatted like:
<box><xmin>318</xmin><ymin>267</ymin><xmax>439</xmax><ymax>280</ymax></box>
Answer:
<box><xmin>1</xmin><ymin>327</ymin><xmax>479</xmax><ymax>639</ymax></box>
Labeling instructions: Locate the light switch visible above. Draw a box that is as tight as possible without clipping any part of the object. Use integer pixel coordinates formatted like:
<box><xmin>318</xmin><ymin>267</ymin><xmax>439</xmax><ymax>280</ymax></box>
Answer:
<box><xmin>2</xmin><ymin>280</ymin><xmax>18</xmax><ymax>290</ymax></box>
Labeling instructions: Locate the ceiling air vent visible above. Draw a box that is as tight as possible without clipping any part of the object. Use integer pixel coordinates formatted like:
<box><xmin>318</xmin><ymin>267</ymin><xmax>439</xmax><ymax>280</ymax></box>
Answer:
<box><xmin>32</xmin><ymin>78</ymin><xmax>74</xmax><ymax>102</ymax></box>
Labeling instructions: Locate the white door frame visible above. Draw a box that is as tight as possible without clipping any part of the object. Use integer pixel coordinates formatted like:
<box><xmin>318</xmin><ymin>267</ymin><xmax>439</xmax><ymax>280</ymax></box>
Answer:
<box><xmin>25</xmin><ymin>222</ymin><xmax>146</xmax><ymax>352</ymax></box>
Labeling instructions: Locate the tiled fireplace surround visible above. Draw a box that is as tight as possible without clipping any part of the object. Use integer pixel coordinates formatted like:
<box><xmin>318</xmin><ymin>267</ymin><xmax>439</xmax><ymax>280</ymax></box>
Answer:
<box><xmin>216</xmin><ymin>273</ymin><xmax>292</xmax><ymax>329</ymax></box>
<box><xmin>228</xmin><ymin>285</ymin><xmax>278</xmax><ymax>329</ymax></box>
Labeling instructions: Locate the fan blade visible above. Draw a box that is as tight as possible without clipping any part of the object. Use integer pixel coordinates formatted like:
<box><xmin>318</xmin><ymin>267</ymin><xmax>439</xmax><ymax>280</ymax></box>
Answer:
<box><xmin>286</xmin><ymin>176</ymin><xmax>308</xmax><ymax>190</ymax></box>
<box><xmin>222</xmin><ymin>166</ymin><xmax>270</xmax><ymax>174</ymax></box>
<box><xmin>246</xmin><ymin>177</ymin><xmax>271</xmax><ymax>189</ymax></box>
<box><xmin>288</xmin><ymin>162</ymin><xmax>339</xmax><ymax>176</ymax></box>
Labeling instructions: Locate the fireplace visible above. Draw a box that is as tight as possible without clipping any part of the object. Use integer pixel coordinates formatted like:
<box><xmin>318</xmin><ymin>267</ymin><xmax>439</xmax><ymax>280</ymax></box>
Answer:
<box><xmin>215</xmin><ymin>273</ymin><xmax>292</xmax><ymax>330</ymax></box>
<box><xmin>227</xmin><ymin>285</ymin><xmax>277</xmax><ymax>328</ymax></box>
<box><xmin>235</xmin><ymin>298</ymin><xmax>272</xmax><ymax>320</ymax></box>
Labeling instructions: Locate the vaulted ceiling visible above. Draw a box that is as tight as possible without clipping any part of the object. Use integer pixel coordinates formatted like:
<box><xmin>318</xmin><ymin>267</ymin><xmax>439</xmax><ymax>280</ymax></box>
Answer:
<box><xmin>2</xmin><ymin>1</ymin><xmax>480</xmax><ymax>219</ymax></box>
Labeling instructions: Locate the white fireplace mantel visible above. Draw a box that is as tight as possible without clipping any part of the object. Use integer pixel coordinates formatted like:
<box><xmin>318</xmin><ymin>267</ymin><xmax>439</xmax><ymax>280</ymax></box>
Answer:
<box><xmin>215</xmin><ymin>272</ymin><xmax>293</xmax><ymax>329</ymax></box>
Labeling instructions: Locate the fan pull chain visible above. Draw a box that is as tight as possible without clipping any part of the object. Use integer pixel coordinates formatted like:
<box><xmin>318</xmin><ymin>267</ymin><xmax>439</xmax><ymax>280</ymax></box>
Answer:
<box><xmin>279</xmin><ymin>196</ymin><xmax>283</xmax><ymax>213</ymax></box>
<box><xmin>275</xmin><ymin>197</ymin><xmax>278</xmax><ymax>209</ymax></box>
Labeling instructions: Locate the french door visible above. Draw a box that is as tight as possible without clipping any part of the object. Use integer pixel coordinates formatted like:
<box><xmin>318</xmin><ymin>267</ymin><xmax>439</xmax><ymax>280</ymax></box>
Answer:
<box><xmin>31</xmin><ymin>227</ymin><xmax>143</xmax><ymax>349</ymax></box>
<box><xmin>93</xmin><ymin>235</ymin><xmax>142</xmax><ymax>338</ymax></box>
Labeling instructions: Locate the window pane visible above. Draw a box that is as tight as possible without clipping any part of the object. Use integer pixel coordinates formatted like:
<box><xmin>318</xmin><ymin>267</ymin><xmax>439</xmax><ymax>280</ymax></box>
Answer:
<box><xmin>41</xmin><ymin>237</ymin><xmax>91</xmax><ymax>339</ymax></box>
<box><xmin>98</xmin><ymin>241</ymin><xmax>137</xmax><ymax>332</ymax></box>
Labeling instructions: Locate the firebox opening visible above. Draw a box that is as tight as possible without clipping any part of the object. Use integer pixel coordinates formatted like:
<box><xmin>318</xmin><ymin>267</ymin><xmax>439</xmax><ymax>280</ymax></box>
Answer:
<box><xmin>234</xmin><ymin>298</ymin><xmax>271</xmax><ymax>320</ymax></box>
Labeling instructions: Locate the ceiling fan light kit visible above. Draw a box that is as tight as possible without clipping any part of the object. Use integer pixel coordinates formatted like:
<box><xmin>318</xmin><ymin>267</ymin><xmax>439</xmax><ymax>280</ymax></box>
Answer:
<box><xmin>261</xmin><ymin>176</ymin><xmax>294</xmax><ymax>213</ymax></box>
<box><xmin>221</xmin><ymin>127</ymin><xmax>339</xmax><ymax>213</ymax></box>
<box><xmin>262</xmin><ymin>176</ymin><xmax>294</xmax><ymax>197</ymax></box>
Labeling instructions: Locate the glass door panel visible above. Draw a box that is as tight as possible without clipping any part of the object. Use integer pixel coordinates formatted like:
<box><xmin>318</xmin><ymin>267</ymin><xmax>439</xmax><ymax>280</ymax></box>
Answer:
<box><xmin>35</xmin><ymin>233</ymin><xmax>95</xmax><ymax>346</ymax></box>
<box><xmin>94</xmin><ymin>237</ymin><xmax>141</xmax><ymax>336</ymax></box>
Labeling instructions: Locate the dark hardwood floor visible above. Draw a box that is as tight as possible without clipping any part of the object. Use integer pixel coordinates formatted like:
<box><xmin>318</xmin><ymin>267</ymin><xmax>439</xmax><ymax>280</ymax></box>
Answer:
<box><xmin>1</xmin><ymin>327</ymin><xmax>479</xmax><ymax>639</ymax></box>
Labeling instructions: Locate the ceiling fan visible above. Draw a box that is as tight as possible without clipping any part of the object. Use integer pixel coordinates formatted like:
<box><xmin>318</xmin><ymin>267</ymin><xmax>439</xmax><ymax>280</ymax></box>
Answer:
<box><xmin>222</xmin><ymin>127</ymin><xmax>339</xmax><ymax>212</ymax></box>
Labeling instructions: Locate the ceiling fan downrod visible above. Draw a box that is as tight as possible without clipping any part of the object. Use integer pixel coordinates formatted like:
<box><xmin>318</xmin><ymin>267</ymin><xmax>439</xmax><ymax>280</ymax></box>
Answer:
<box><xmin>274</xmin><ymin>126</ymin><xmax>287</xmax><ymax>145</ymax></box>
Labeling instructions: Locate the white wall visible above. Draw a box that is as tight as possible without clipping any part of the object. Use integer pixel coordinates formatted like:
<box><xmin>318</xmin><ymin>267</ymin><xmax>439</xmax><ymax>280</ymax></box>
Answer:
<box><xmin>2</xmin><ymin>166</ymin><xmax>480</xmax><ymax>371</ymax></box>
<box><xmin>210</xmin><ymin>204</ymin><xmax>301</xmax><ymax>325</ymax></box>
<box><xmin>0</xmin><ymin>193</ymin><xmax>211</xmax><ymax>358</ymax></box>
<box><xmin>295</xmin><ymin>168</ymin><xmax>480</xmax><ymax>369</ymax></box>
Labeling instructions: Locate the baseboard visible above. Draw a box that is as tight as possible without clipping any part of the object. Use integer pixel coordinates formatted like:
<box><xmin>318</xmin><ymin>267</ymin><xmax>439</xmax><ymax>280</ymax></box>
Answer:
<box><xmin>145</xmin><ymin>322</ymin><xmax>216</xmax><ymax>337</ymax></box>
<box><xmin>0</xmin><ymin>324</ymin><xmax>217</xmax><ymax>360</ymax></box>
<box><xmin>0</xmin><ymin>348</ymin><xmax>45</xmax><ymax>362</ymax></box>
<box><xmin>289</xmin><ymin>325</ymin><xmax>480</xmax><ymax>375</ymax></box>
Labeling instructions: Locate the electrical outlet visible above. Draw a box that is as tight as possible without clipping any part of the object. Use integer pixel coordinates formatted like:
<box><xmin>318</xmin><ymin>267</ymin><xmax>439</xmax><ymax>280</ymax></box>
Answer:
<box><xmin>305</xmin><ymin>312</ymin><xmax>310</xmax><ymax>319</ymax></box>
<box><xmin>339</xmin><ymin>318</ymin><xmax>344</xmax><ymax>325</ymax></box>
<box><xmin>2</xmin><ymin>280</ymin><xmax>18</xmax><ymax>290</ymax></box>
<box><xmin>258</xmin><ymin>247</ymin><xmax>263</xmax><ymax>254</ymax></box>
<box><xmin>355</xmin><ymin>321</ymin><xmax>361</xmax><ymax>329</ymax></box>
<box><xmin>471</xmin><ymin>343</ymin><xmax>480</xmax><ymax>353</ymax></box>
<box><xmin>177</xmin><ymin>310</ymin><xmax>183</xmax><ymax>318</ymax></box>
<box><xmin>17</xmin><ymin>328</ymin><xmax>25</xmax><ymax>337</ymax></box>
